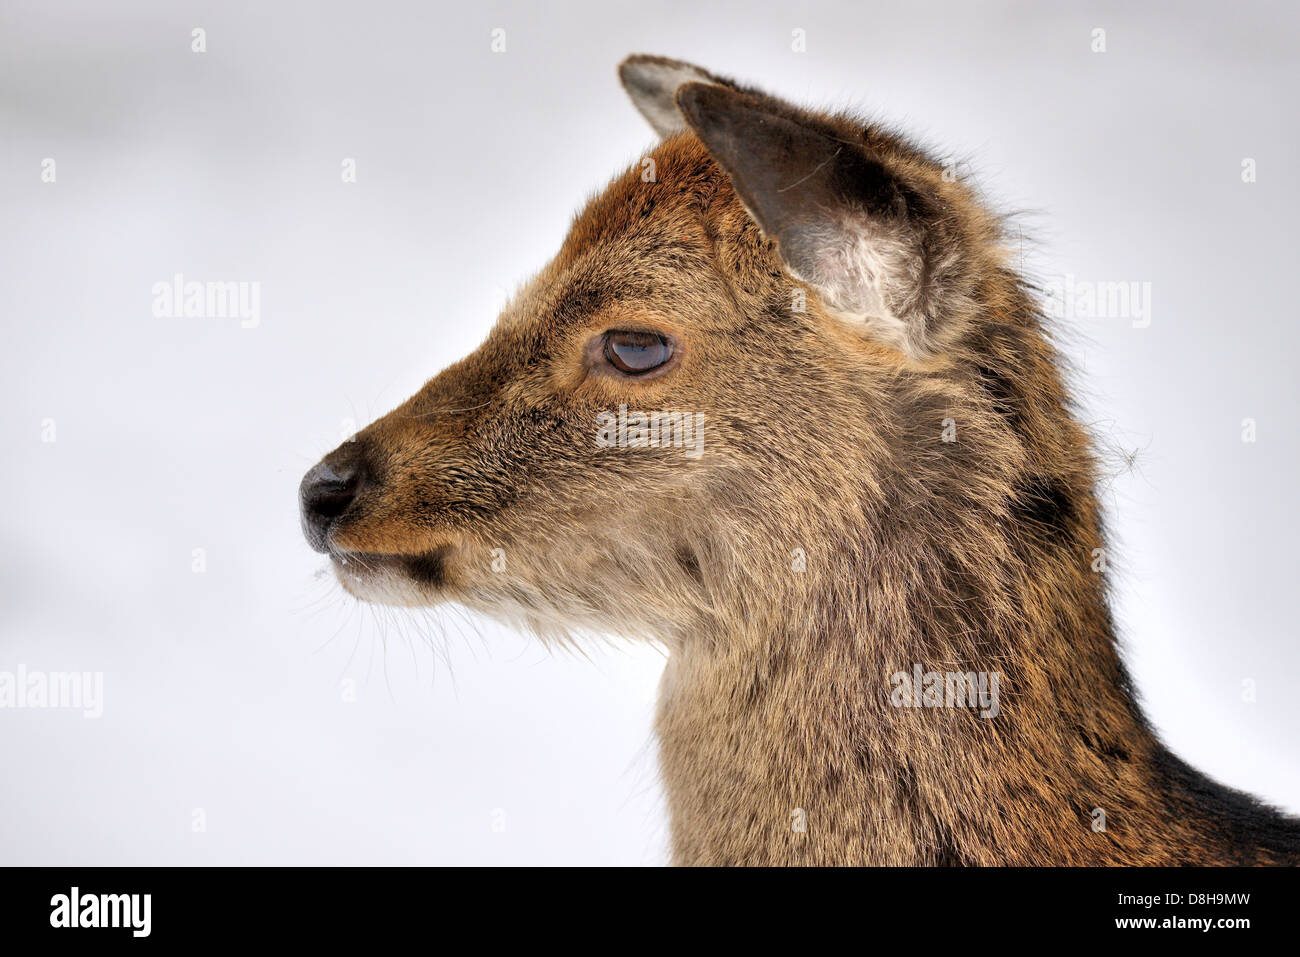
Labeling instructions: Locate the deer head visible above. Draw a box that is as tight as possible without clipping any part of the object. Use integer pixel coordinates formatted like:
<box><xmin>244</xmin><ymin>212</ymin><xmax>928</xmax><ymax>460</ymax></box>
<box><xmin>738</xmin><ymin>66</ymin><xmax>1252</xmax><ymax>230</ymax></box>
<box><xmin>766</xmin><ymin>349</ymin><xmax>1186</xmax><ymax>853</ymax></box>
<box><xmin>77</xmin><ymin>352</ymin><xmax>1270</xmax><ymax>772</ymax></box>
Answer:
<box><xmin>299</xmin><ymin>54</ymin><xmax>1051</xmax><ymax>652</ymax></box>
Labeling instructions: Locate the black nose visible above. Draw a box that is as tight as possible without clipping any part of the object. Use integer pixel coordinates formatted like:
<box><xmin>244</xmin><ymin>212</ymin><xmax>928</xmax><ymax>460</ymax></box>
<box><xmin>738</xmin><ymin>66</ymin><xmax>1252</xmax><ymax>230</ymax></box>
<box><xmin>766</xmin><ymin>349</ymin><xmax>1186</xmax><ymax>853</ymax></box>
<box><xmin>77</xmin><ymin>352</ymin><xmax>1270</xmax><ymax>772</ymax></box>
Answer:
<box><xmin>299</xmin><ymin>456</ymin><xmax>364</xmax><ymax>553</ymax></box>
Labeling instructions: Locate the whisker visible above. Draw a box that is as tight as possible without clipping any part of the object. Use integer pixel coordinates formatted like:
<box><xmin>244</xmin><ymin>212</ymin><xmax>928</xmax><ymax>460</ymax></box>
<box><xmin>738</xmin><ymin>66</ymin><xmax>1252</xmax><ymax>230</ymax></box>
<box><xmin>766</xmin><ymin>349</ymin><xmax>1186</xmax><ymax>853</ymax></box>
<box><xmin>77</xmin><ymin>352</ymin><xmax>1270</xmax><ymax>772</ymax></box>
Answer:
<box><xmin>402</xmin><ymin>399</ymin><xmax>494</xmax><ymax>420</ymax></box>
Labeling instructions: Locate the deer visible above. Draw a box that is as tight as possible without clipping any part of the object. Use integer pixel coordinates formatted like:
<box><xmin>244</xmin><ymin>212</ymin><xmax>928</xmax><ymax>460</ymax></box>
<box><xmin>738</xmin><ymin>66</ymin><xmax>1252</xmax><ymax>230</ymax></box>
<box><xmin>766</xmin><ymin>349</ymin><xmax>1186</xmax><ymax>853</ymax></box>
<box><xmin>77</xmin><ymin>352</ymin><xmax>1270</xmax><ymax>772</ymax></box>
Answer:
<box><xmin>298</xmin><ymin>55</ymin><xmax>1300</xmax><ymax>865</ymax></box>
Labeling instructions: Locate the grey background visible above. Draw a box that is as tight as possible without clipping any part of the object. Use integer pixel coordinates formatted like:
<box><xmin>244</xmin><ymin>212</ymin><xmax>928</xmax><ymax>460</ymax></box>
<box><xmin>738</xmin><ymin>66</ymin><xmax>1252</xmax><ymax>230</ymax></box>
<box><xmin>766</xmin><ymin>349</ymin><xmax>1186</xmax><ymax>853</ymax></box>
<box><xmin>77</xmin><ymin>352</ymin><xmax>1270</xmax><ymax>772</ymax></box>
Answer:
<box><xmin>1</xmin><ymin>0</ymin><xmax>1296</xmax><ymax>864</ymax></box>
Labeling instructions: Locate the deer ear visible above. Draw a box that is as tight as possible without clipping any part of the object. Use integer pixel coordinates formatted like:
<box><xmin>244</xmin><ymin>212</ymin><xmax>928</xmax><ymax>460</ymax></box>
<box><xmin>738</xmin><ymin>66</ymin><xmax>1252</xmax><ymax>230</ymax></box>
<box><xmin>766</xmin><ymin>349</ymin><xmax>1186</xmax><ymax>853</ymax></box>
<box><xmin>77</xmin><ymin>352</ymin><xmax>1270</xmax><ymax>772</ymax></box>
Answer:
<box><xmin>676</xmin><ymin>82</ymin><xmax>957</xmax><ymax>359</ymax></box>
<box><xmin>618</xmin><ymin>55</ymin><xmax>733</xmax><ymax>138</ymax></box>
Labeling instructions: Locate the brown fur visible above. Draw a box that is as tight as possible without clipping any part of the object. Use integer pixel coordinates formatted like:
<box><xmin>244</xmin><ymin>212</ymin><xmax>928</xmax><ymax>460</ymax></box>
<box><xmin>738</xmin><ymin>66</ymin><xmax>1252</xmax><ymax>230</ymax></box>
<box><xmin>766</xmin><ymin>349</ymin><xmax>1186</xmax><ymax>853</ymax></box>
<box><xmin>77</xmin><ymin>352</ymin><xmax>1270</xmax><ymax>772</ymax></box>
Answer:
<box><xmin>300</xmin><ymin>56</ymin><xmax>1300</xmax><ymax>865</ymax></box>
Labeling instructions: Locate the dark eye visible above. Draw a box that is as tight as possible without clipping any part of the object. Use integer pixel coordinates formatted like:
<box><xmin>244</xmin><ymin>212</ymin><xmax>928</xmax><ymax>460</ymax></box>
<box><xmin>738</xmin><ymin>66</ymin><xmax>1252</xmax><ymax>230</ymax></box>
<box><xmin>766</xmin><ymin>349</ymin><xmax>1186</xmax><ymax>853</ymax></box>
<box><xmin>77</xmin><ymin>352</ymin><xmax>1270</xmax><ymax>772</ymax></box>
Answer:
<box><xmin>603</xmin><ymin>330</ymin><xmax>674</xmax><ymax>375</ymax></box>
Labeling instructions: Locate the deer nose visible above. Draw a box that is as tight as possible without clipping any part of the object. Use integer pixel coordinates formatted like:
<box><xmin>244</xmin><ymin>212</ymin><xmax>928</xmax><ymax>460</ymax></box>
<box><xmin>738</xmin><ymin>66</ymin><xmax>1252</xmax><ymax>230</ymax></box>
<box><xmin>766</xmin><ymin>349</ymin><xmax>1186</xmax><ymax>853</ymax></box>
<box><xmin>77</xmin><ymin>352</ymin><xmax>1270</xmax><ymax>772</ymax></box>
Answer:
<box><xmin>299</xmin><ymin>456</ymin><xmax>365</xmax><ymax>553</ymax></box>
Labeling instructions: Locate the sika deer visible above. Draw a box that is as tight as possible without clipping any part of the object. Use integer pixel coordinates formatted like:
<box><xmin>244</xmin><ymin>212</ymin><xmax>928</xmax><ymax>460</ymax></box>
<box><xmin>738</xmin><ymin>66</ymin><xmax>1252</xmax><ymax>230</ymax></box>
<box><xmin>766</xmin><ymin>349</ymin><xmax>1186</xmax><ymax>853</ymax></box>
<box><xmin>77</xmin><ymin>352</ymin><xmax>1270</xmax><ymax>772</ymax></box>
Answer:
<box><xmin>299</xmin><ymin>55</ymin><xmax>1300</xmax><ymax>865</ymax></box>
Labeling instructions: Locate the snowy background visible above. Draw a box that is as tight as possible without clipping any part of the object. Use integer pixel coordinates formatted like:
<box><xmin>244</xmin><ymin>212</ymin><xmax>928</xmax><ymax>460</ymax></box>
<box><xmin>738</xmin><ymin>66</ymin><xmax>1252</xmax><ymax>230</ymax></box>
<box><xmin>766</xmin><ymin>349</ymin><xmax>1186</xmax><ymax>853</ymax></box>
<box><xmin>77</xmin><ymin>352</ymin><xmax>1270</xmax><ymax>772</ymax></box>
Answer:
<box><xmin>1</xmin><ymin>0</ymin><xmax>1297</xmax><ymax>864</ymax></box>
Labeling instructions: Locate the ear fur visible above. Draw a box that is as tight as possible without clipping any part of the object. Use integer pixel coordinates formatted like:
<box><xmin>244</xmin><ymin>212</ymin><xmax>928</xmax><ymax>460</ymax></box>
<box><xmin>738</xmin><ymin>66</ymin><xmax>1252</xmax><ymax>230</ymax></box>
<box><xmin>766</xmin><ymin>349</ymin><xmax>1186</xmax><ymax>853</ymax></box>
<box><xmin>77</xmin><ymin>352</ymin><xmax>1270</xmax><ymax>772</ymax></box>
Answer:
<box><xmin>675</xmin><ymin>80</ymin><xmax>974</xmax><ymax>359</ymax></box>
<box><xmin>618</xmin><ymin>54</ymin><xmax>733</xmax><ymax>138</ymax></box>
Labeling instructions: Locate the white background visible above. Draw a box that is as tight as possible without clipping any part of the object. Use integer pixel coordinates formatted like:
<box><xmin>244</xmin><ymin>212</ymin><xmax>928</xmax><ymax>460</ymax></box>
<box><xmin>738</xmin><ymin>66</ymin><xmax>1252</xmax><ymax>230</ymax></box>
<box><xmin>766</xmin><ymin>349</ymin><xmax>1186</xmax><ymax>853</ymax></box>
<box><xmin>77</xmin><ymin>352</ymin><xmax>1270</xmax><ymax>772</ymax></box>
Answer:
<box><xmin>1</xmin><ymin>0</ymin><xmax>1297</xmax><ymax>864</ymax></box>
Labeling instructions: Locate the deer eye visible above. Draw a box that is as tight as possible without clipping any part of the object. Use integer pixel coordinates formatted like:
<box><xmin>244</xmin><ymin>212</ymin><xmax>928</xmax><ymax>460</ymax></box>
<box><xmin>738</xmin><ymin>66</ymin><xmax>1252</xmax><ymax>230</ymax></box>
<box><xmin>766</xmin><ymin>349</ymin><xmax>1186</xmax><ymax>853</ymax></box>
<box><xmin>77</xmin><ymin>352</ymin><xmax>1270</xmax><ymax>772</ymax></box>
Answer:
<box><xmin>602</xmin><ymin>331</ymin><xmax>674</xmax><ymax>375</ymax></box>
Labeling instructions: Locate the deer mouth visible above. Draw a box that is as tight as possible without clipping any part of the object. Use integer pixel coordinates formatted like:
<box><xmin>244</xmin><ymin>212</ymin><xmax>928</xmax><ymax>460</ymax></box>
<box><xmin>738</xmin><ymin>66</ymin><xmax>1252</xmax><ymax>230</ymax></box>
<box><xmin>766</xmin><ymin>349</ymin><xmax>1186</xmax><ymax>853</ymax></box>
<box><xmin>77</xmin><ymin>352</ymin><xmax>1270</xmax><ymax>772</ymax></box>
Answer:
<box><xmin>328</xmin><ymin>546</ymin><xmax>452</xmax><ymax>605</ymax></box>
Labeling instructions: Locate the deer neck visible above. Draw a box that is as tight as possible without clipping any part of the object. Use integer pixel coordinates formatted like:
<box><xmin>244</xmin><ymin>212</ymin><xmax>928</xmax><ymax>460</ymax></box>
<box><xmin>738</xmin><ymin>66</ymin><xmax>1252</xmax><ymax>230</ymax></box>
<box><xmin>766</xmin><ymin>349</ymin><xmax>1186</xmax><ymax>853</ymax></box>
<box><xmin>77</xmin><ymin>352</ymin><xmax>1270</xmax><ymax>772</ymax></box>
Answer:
<box><xmin>654</xmin><ymin>529</ymin><xmax>1166</xmax><ymax>866</ymax></box>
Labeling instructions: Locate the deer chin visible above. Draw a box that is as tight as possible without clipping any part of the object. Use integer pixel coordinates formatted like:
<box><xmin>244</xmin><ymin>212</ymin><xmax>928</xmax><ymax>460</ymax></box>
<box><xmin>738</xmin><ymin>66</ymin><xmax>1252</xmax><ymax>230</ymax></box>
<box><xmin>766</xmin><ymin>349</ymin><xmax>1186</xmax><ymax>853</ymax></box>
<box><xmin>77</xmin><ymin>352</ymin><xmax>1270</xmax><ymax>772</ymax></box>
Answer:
<box><xmin>328</xmin><ymin>547</ymin><xmax>452</xmax><ymax>607</ymax></box>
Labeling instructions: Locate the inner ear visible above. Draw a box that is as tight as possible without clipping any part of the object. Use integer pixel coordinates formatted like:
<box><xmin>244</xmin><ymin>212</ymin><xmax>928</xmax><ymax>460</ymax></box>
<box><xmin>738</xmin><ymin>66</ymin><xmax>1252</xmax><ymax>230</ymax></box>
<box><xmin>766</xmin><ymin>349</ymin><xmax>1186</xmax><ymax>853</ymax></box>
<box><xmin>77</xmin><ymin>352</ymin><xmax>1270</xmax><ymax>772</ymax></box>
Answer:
<box><xmin>676</xmin><ymin>82</ymin><xmax>954</xmax><ymax>360</ymax></box>
<box><xmin>618</xmin><ymin>55</ymin><xmax>733</xmax><ymax>138</ymax></box>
